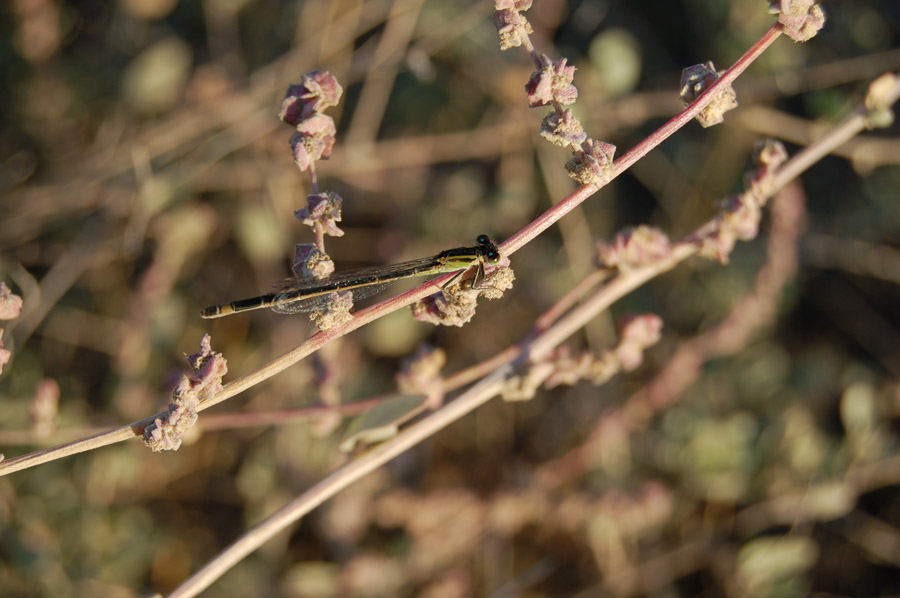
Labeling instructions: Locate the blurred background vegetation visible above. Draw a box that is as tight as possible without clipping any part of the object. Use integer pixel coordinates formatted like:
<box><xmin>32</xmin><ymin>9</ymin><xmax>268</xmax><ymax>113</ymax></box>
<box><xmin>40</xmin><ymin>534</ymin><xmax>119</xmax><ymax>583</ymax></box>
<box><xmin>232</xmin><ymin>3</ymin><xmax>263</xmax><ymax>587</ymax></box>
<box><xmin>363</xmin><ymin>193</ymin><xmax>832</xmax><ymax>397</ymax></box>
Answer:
<box><xmin>1</xmin><ymin>0</ymin><xmax>899</xmax><ymax>596</ymax></box>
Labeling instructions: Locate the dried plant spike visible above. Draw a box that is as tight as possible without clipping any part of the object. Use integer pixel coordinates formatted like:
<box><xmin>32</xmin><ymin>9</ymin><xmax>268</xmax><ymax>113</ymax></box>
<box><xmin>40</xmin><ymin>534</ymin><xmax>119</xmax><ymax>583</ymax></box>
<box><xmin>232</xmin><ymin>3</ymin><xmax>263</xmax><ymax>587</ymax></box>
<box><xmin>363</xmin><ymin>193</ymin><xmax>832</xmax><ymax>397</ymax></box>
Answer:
<box><xmin>565</xmin><ymin>139</ymin><xmax>616</xmax><ymax>186</ymax></box>
<box><xmin>295</xmin><ymin>191</ymin><xmax>345</xmax><ymax>238</ymax></box>
<box><xmin>767</xmin><ymin>0</ymin><xmax>825</xmax><ymax>42</ymax></box>
<box><xmin>526</xmin><ymin>55</ymin><xmax>578</xmax><ymax>107</ymax></box>
<box><xmin>540</xmin><ymin>108</ymin><xmax>587</xmax><ymax>148</ymax></box>
<box><xmin>144</xmin><ymin>335</ymin><xmax>227</xmax><ymax>452</ymax></box>
<box><xmin>680</xmin><ymin>61</ymin><xmax>738</xmax><ymax>127</ymax></box>
<box><xmin>493</xmin><ymin>3</ymin><xmax>534</xmax><ymax>51</ymax></box>
<box><xmin>279</xmin><ymin>70</ymin><xmax>344</xmax><ymax>125</ymax></box>
<box><xmin>529</xmin><ymin>314</ymin><xmax>662</xmax><ymax>394</ymax></box>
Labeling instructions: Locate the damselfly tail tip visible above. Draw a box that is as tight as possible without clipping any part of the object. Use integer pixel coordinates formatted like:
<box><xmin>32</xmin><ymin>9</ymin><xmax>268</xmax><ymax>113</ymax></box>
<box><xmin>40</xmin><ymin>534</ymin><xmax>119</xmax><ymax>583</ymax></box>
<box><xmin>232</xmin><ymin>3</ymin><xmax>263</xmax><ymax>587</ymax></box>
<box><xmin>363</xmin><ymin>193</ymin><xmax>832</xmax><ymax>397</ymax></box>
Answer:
<box><xmin>200</xmin><ymin>305</ymin><xmax>227</xmax><ymax>319</ymax></box>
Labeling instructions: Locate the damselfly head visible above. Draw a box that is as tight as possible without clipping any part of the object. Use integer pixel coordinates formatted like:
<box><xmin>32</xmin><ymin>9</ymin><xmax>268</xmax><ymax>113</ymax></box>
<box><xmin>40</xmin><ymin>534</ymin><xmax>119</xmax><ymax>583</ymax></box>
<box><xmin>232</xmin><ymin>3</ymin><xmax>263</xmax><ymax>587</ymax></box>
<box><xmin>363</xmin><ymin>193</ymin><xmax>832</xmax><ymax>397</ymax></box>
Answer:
<box><xmin>474</xmin><ymin>234</ymin><xmax>501</xmax><ymax>265</ymax></box>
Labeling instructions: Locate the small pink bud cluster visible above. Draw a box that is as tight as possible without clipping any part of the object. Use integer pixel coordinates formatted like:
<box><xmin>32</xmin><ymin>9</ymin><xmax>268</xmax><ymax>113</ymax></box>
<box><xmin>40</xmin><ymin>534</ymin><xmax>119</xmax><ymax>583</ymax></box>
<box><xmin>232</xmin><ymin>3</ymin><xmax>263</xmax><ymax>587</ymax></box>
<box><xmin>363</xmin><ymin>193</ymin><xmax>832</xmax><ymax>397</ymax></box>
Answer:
<box><xmin>680</xmin><ymin>61</ymin><xmax>738</xmax><ymax>128</ymax></box>
<box><xmin>525</xmin><ymin>55</ymin><xmax>578</xmax><ymax>108</ymax></box>
<box><xmin>288</xmin><ymin>244</ymin><xmax>353</xmax><ymax>330</ymax></box>
<box><xmin>295</xmin><ymin>190</ymin><xmax>345</xmax><ymax>239</ymax></box>
<box><xmin>280</xmin><ymin>71</ymin><xmax>343</xmax><ymax>172</ymax></box>
<box><xmin>524</xmin><ymin>55</ymin><xmax>609</xmax><ymax>186</ymax></box>
<box><xmin>496</xmin><ymin>3</ymin><xmax>622</xmax><ymax>189</ymax></box>
<box><xmin>0</xmin><ymin>282</ymin><xmax>23</xmax><ymax>375</ymax></box>
<box><xmin>767</xmin><ymin>0</ymin><xmax>825</xmax><ymax>42</ymax></box>
<box><xmin>291</xmin><ymin>243</ymin><xmax>335</xmax><ymax>279</ymax></box>
<box><xmin>597</xmin><ymin>226</ymin><xmax>672</xmax><ymax>271</ymax></box>
<box><xmin>540</xmin><ymin>109</ymin><xmax>587</xmax><ymax>148</ymax></box>
<box><xmin>614</xmin><ymin>314</ymin><xmax>664</xmax><ymax>372</ymax></box>
<box><xmin>412</xmin><ymin>266</ymin><xmax>515</xmax><ymax>327</ymax></box>
<box><xmin>493</xmin><ymin>0</ymin><xmax>534</xmax><ymax>51</ymax></box>
<box><xmin>565</xmin><ymin>139</ymin><xmax>617</xmax><ymax>187</ymax></box>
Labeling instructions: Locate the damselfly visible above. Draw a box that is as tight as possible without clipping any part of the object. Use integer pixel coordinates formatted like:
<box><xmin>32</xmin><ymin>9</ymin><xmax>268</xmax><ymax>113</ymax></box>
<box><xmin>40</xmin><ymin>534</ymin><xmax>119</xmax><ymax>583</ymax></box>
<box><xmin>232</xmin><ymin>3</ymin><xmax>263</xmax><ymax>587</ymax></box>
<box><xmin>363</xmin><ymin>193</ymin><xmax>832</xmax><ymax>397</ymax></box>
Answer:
<box><xmin>200</xmin><ymin>234</ymin><xmax>501</xmax><ymax>318</ymax></box>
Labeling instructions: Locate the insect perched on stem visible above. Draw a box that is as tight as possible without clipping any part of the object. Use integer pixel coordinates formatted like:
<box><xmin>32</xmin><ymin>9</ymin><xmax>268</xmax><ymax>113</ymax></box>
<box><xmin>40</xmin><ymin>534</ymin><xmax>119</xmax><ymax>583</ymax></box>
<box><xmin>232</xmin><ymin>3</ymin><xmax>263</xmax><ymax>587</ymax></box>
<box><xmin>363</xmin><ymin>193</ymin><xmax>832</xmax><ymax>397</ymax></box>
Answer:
<box><xmin>200</xmin><ymin>235</ymin><xmax>502</xmax><ymax>319</ymax></box>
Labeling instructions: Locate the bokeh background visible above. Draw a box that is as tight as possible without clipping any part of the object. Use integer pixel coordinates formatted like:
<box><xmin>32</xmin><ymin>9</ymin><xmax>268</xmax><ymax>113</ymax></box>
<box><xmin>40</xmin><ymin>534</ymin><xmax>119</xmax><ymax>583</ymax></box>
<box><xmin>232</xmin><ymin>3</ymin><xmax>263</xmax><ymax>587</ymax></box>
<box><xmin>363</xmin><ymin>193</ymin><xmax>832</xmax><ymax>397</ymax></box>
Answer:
<box><xmin>2</xmin><ymin>0</ymin><xmax>900</xmax><ymax>596</ymax></box>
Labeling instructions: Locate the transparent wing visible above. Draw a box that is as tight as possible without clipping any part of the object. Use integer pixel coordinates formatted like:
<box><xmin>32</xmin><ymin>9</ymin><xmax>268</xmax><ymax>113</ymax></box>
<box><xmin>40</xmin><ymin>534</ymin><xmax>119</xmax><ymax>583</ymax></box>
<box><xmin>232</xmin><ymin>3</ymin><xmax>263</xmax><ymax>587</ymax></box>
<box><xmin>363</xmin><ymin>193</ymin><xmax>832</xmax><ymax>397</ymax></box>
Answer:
<box><xmin>267</xmin><ymin>255</ymin><xmax>449</xmax><ymax>314</ymax></box>
<box><xmin>270</xmin><ymin>283</ymin><xmax>391</xmax><ymax>314</ymax></box>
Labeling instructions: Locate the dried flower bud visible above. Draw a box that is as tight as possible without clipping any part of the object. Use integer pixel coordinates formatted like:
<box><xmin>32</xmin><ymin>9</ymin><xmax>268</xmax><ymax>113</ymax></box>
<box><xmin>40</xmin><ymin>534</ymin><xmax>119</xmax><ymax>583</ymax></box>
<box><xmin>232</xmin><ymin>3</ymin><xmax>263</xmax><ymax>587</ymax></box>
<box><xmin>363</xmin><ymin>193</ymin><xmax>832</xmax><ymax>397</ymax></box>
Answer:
<box><xmin>292</xmin><ymin>243</ymin><xmax>335</xmax><ymax>279</ymax></box>
<box><xmin>412</xmin><ymin>290</ymin><xmax>477</xmax><ymax>327</ymax></box>
<box><xmin>540</xmin><ymin>108</ymin><xmax>587</xmax><ymax>147</ymax></box>
<box><xmin>412</xmin><ymin>267</ymin><xmax>514</xmax><ymax>327</ymax></box>
<box><xmin>279</xmin><ymin>70</ymin><xmax>344</xmax><ymax>125</ymax></box>
<box><xmin>526</xmin><ymin>55</ymin><xmax>578</xmax><ymax>107</ymax></box>
<box><xmin>767</xmin><ymin>0</ymin><xmax>825</xmax><ymax>42</ymax></box>
<box><xmin>743</xmin><ymin>139</ymin><xmax>788</xmax><ymax>201</ymax></box>
<box><xmin>501</xmin><ymin>361</ymin><xmax>554</xmax><ymax>402</ymax></box>
<box><xmin>494</xmin><ymin>0</ymin><xmax>532</xmax><ymax>10</ymax></box>
<box><xmin>295</xmin><ymin>191</ymin><xmax>345</xmax><ymax>237</ymax></box>
<box><xmin>864</xmin><ymin>73</ymin><xmax>899</xmax><ymax>129</ymax></box>
<box><xmin>566</xmin><ymin>139</ymin><xmax>616</xmax><ymax>187</ymax></box>
<box><xmin>697</xmin><ymin>227</ymin><xmax>739</xmax><ymax>264</ymax></box>
<box><xmin>493</xmin><ymin>8</ymin><xmax>533</xmax><ymax>51</ymax></box>
<box><xmin>598</xmin><ymin>225</ymin><xmax>672</xmax><ymax>271</ymax></box>
<box><xmin>680</xmin><ymin>61</ymin><xmax>737</xmax><ymax>127</ymax></box>
<box><xmin>543</xmin><ymin>347</ymin><xmax>592</xmax><ymax>389</ymax></box>
<box><xmin>308</xmin><ymin>291</ymin><xmax>354</xmax><ymax>330</ymax></box>
<box><xmin>754</xmin><ymin>139</ymin><xmax>789</xmax><ymax>171</ymax></box>
<box><xmin>289</xmin><ymin>113</ymin><xmax>337</xmax><ymax>171</ymax></box>
<box><xmin>0</xmin><ymin>282</ymin><xmax>22</xmax><ymax>320</ymax></box>
<box><xmin>698</xmin><ymin>192</ymin><xmax>764</xmax><ymax>264</ymax></box>
<box><xmin>719</xmin><ymin>195</ymin><xmax>762</xmax><ymax>241</ymax></box>
<box><xmin>615</xmin><ymin>314</ymin><xmax>663</xmax><ymax>371</ymax></box>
